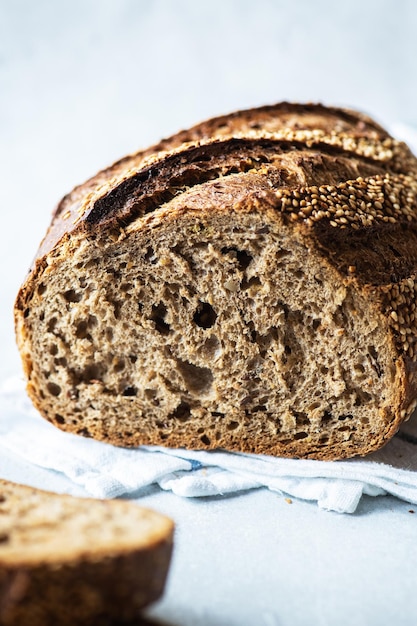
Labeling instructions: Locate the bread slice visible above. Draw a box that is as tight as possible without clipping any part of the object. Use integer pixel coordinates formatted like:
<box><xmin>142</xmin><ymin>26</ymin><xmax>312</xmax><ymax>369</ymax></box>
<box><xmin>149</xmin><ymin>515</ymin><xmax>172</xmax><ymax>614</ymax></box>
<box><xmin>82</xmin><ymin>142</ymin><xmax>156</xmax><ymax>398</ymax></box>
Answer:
<box><xmin>15</xmin><ymin>102</ymin><xmax>417</xmax><ymax>460</ymax></box>
<box><xmin>0</xmin><ymin>479</ymin><xmax>173</xmax><ymax>626</ymax></box>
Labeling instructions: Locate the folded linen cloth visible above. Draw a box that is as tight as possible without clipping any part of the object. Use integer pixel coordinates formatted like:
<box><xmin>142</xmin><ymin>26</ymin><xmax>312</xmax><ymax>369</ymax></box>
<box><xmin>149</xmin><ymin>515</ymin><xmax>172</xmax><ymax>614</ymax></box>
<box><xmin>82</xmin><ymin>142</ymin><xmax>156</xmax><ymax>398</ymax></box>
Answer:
<box><xmin>1</xmin><ymin>376</ymin><xmax>417</xmax><ymax>513</ymax></box>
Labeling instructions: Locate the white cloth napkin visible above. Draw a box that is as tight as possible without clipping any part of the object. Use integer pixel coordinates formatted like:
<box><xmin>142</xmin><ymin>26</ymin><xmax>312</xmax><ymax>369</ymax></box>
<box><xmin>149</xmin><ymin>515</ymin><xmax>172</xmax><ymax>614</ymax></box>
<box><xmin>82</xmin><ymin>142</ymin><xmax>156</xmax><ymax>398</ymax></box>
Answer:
<box><xmin>2</xmin><ymin>376</ymin><xmax>417</xmax><ymax>514</ymax></box>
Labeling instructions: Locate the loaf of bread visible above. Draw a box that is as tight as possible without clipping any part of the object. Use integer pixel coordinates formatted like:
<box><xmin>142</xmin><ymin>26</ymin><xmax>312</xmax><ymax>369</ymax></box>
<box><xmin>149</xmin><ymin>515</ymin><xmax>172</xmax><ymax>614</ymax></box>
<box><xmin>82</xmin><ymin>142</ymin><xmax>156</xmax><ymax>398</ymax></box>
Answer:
<box><xmin>0</xmin><ymin>479</ymin><xmax>173</xmax><ymax>625</ymax></box>
<box><xmin>15</xmin><ymin>102</ymin><xmax>417</xmax><ymax>460</ymax></box>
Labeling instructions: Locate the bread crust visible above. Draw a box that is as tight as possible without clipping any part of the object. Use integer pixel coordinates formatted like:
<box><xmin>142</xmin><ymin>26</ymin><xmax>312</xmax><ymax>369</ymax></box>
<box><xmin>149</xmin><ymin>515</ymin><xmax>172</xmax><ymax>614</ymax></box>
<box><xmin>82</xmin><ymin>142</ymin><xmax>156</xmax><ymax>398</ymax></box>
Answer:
<box><xmin>15</xmin><ymin>102</ymin><xmax>417</xmax><ymax>460</ymax></box>
<box><xmin>0</xmin><ymin>479</ymin><xmax>174</xmax><ymax>626</ymax></box>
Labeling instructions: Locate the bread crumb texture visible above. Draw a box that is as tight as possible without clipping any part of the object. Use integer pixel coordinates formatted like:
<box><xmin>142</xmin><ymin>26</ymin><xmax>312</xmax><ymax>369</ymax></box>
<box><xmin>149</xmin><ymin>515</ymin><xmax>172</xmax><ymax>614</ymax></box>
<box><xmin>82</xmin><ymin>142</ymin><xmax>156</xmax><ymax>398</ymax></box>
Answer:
<box><xmin>0</xmin><ymin>479</ymin><xmax>173</xmax><ymax>626</ymax></box>
<box><xmin>15</xmin><ymin>102</ymin><xmax>417</xmax><ymax>460</ymax></box>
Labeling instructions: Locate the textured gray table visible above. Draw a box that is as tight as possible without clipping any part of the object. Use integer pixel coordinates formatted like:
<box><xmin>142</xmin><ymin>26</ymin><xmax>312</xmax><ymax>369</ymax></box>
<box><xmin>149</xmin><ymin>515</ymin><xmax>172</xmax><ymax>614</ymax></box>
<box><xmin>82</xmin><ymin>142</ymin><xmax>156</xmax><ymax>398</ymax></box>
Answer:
<box><xmin>1</xmin><ymin>2</ymin><xmax>417</xmax><ymax>624</ymax></box>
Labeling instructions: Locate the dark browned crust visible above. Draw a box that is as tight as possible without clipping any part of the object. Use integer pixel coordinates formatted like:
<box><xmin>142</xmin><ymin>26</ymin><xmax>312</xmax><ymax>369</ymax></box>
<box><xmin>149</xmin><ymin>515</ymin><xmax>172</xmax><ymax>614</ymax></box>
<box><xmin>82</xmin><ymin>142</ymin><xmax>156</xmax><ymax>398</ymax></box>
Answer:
<box><xmin>0</xmin><ymin>541</ymin><xmax>172</xmax><ymax>626</ymax></box>
<box><xmin>33</xmin><ymin>101</ymin><xmax>402</xmax><ymax>268</ymax></box>
<box><xmin>52</xmin><ymin>101</ymin><xmax>390</xmax><ymax>218</ymax></box>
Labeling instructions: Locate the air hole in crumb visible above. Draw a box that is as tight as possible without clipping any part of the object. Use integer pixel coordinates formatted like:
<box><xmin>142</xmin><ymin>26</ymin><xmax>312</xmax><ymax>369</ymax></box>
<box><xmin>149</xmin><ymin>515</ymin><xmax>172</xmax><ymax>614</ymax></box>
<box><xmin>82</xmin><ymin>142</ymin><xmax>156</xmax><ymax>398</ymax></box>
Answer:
<box><xmin>151</xmin><ymin>303</ymin><xmax>171</xmax><ymax>335</ymax></box>
<box><xmin>121</xmin><ymin>283</ymin><xmax>132</xmax><ymax>292</ymax></box>
<box><xmin>85</xmin><ymin>365</ymin><xmax>102</xmax><ymax>381</ymax></box>
<box><xmin>220</xmin><ymin>247</ymin><xmax>253</xmax><ymax>271</ymax></box>
<box><xmin>172</xmin><ymin>402</ymin><xmax>192</xmax><ymax>422</ymax></box>
<box><xmin>368</xmin><ymin>345</ymin><xmax>382</xmax><ymax>377</ymax></box>
<box><xmin>77</xmin><ymin>427</ymin><xmax>91</xmax><ymax>437</ymax></box>
<box><xmin>193</xmin><ymin>302</ymin><xmax>217</xmax><ymax>329</ymax></box>
<box><xmin>255</xmin><ymin>225</ymin><xmax>270</xmax><ymax>235</ymax></box>
<box><xmin>24</xmin><ymin>308</ymin><xmax>30</xmax><ymax>318</ymax></box>
<box><xmin>55</xmin><ymin>415</ymin><xmax>65</xmax><ymax>425</ymax></box>
<box><xmin>144</xmin><ymin>247</ymin><xmax>157</xmax><ymax>264</ymax></box>
<box><xmin>176</xmin><ymin>359</ymin><xmax>214</xmax><ymax>395</ymax></box>
<box><xmin>276</xmin><ymin>248</ymin><xmax>290</xmax><ymax>260</ymax></box>
<box><xmin>236</xmin><ymin>250</ymin><xmax>253</xmax><ymax>270</ymax></box>
<box><xmin>113</xmin><ymin>359</ymin><xmax>125</xmax><ymax>373</ymax></box>
<box><xmin>129</xmin><ymin>354</ymin><xmax>137</xmax><ymax>363</ymax></box>
<box><xmin>67</xmin><ymin>388</ymin><xmax>79</xmax><ymax>400</ymax></box>
<box><xmin>320</xmin><ymin>365</ymin><xmax>328</xmax><ymax>375</ymax></box>
<box><xmin>122</xmin><ymin>386</ymin><xmax>137</xmax><ymax>397</ymax></box>
<box><xmin>241</xmin><ymin>276</ymin><xmax>261</xmax><ymax>291</ymax></box>
<box><xmin>295</xmin><ymin>411</ymin><xmax>310</xmax><ymax>426</ymax></box>
<box><xmin>355</xmin><ymin>391</ymin><xmax>372</xmax><ymax>406</ymax></box>
<box><xmin>144</xmin><ymin>388</ymin><xmax>158</xmax><ymax>403</ymax></box>
<box><xmin>200</xmin><ymin>434</ymin><xmax>211</xmax><ymax>445</ymax></box>
<box><xmin>84</xmin><ymin>259</ymin><xmax>97</xmax><ymax>270</ymax></box>
<box><xmin>49</xmin><ymin>344</ymin><xmax>58</xmax><ymax>356</ymax></box>
<box><xmin>312</xmin><ymin>319</ymin><xmax>321</xmax><ymax>331</ymax></box>
<box><xmin>47</xmin><ymin>317</ymin><xmax>57</xmax><ymax>332</ymax></box>
<box><xmin>47</xmin><ymin>382</ymin><xmax>61</xmax><ymax>396</ymax></box>
<box><xmin>294</xmin><ymin>270</ymin><xmax>304</xmax><ymax>279</ymax></box>
<box><xmin>227</xmin><ymin>421</ymin><xmax>239</xmax><ymax>431</ymax></box>
<box><xmin>322</xmin><ymin>410</ymin><xmax>332</xmax><ymax>423</ymax></box>
<box><xmin>112</xmin><ymin>300</ymin><xmax>122</xmax><ymax>320</ymax></box>
<box><xmin>202</xmin><ymin>335</ymin><xmax>221</xmax><ymax>359</ymax></box>
<box><xmin>75</xmin><ymin>320</ymin><xmax>88</xmax><ymax>339</ymax></box>
<box><xmin>106</xmin><ymin>328</ymin><xmax>114</xmax><ymax>341</ymax></box>
<box><xmin>294</xmin><ymin>432</ymin><xmax>308</xmax><ymax>440</ymax></box>
<box><xmin>37</xmin><ymin>283</ymin><xmax>46</xmax><ymax>295</ymax></box>
<box><xmin>63</xmin><ymin>290</ymin><xmax>82</xmax><ymax>303</ymax></box>
<box><xmin>0</xmin><ymin>533</ymin><xmax>9</xmax><ymax>544</ymax></box>
<box><xmin>338</xmin><ymin>414</ymin><xmax>353</xmax><ymax>421</ymax></box>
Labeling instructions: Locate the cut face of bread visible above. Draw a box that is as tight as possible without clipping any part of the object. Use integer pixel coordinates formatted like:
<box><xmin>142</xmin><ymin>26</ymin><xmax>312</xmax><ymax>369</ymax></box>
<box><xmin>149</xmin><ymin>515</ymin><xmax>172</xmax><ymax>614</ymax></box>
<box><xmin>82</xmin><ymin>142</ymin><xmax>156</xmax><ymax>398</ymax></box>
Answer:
<box><xmin>0</xmin><ymin>479</ymin><xmax>173</xmax><ymax>626</ymax></box>
<box><xmin>15</xmin><ymin>103</ymin><xmax>417</xmax><ymax>460</ymax></box>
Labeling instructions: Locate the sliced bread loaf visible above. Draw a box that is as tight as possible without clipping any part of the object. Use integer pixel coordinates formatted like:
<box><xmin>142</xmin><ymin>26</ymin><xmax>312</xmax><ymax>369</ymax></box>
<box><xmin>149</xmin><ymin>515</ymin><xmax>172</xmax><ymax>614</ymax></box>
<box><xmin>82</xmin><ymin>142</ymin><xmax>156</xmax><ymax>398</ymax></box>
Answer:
<box><xmin>0</xmin><ymin>479</ymin><xmax>173</xmax><ymax>626</ymax></box>
<box><xmin>15</xmin><ymin>102</ymin><xmax>417</xmax><ymax>460</ymax></box>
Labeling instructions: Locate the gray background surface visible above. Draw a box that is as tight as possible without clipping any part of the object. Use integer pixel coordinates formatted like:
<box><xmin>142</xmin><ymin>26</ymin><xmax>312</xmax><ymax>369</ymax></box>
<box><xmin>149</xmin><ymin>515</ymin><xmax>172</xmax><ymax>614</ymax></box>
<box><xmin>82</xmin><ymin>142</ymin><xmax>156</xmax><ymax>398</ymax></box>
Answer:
<box><xmin>1</xmin><ymin>2</ymin><xmax>417</xmax><ymax>624</ymax></box>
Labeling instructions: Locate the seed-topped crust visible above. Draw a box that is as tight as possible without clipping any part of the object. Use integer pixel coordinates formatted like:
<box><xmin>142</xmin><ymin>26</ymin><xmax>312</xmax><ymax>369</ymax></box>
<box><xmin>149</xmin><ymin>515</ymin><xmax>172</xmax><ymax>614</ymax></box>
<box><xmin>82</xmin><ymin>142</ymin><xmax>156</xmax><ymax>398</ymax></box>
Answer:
<box><xmin>14</xmin><ymin>102</ymin><xmax>417</xmax><ymax>460</ymax></box>
<box><xmin>35</xmin><ymin>102</ymin><xmax>416</xmax><ymax>263</ymax></box>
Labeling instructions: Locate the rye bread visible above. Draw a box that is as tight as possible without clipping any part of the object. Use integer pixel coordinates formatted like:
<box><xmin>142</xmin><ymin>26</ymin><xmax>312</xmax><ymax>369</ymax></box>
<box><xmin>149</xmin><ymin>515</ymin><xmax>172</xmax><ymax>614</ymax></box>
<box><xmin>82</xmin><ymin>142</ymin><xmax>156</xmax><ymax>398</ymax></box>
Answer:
<box><xmin>15</xmin><ymin>102</ymin><xmax>417</xmax><ymax>460</ymax></box>
<box><xmin>0</xmin><ymin>479</ymin><xmax>173</xmax><ymax>626</ymax></box>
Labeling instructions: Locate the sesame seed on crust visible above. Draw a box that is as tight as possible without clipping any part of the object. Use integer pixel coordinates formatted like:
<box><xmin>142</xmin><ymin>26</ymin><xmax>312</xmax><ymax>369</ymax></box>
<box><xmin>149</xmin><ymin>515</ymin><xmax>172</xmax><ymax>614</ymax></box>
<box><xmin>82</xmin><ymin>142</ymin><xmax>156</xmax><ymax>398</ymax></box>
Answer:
<box><xmin>273</xmin><ymin>174</ymin><xmax>417</xmax><ymax>228</ymax></box>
